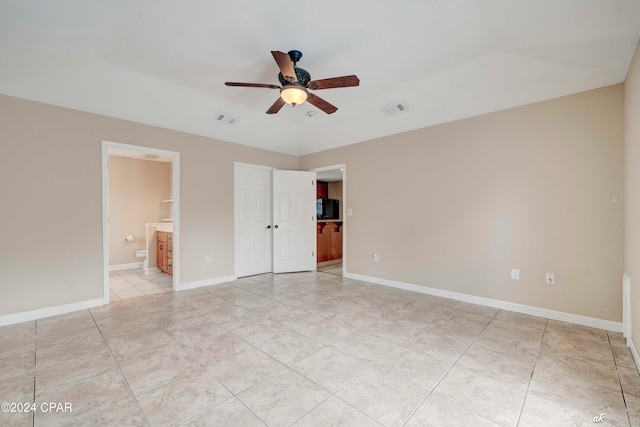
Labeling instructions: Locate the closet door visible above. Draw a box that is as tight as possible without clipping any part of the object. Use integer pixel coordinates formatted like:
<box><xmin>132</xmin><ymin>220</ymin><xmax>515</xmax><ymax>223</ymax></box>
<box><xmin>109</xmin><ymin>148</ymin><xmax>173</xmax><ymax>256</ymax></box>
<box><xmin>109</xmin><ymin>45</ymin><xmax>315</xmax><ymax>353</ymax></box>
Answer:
<box><xmin>234</xmin><ymin>163</ymin><xmax>273</xmax><ymax>277</ymax></box>
<box><xmin>272</xmin><ymin>170</ymin><xmax>317</xmax><ymax>273</ymax></box>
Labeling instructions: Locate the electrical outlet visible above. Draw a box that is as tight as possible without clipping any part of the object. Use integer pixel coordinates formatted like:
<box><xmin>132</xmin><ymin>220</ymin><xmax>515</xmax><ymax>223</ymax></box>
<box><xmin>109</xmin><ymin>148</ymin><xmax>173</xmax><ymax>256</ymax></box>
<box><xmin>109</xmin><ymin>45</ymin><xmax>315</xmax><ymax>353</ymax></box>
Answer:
<box><xmin>206</xmin><ymin>253</ymin><xmax>213</xmax><ymax>263</ymax></box>
<box><xmin>372</xmin><ymin>252</ymin><xmax>380</xmax><ymax>262</ymax></box>
<box><xmin>545</xmin><ymin>273</ymin><xmax>555</xmax><ymax>285</ymax></box>
<box><xmin>511</xmin><ymin>269</ymin><xmax>520</xmax><ymax>280</ymax></box>
<box><xmin>346</xmin><ymin>209</ymin><xmax>353</xmax><ymax>216</ymax></box>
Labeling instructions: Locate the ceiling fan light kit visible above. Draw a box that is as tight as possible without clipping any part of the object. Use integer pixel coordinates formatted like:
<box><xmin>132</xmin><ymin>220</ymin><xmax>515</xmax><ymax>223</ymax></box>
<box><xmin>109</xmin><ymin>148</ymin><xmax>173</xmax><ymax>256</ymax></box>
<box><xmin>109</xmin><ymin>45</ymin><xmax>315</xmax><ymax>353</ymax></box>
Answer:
<box><xmin>280</xmin><ymin>84</ymin><xmax>308</xmax><ymax>106</ymax></box>
<box><xmin>225</xmin><ymin>50</ymin><xmax>359</xmax><ymax>115</ymax></box>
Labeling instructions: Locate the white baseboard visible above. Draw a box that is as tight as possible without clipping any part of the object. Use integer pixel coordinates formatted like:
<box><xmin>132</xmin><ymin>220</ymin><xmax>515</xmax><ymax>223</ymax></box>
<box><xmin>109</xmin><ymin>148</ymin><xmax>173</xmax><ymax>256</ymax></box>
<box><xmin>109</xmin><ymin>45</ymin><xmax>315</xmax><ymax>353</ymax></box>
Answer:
<box><xmin>344</xmin><ymin>272</ymin><xmax>623</xmax><ymax>333</ymax></box>
<box><xmin>0</xmin><ymin>298</ymin><xmax>106</xmax><ymax>327</ymax></box>
<box><xmin>109</xmin><ymin>262</ymin><xmax>143</xmax><ymax>271</ymax></box>
<box><xmin>628</xmin><ymin>337</ymin><xmax>640</xmax><ymax>368</ymax></box>
<box><xmin>144</xmin><ymin>267</ymin><xmax>160</xmax><ymax>275</ymax></box>
<box><xmin>176</xmin><ymin>275</ymin><xmax>237</xmax><ymax>292</ymax></box>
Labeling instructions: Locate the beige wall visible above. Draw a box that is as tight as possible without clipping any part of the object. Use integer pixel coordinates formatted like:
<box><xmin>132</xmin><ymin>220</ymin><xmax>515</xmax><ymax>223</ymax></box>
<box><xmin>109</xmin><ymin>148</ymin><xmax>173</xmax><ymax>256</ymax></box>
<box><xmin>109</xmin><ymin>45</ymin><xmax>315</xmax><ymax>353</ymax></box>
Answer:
<box><xmin>301</xmin><ymin>85</ymin><xmax>624</xmax><ymax>322</ymax></box>
<box><xmin>108</xmin><ymin>156</ymin><xmax>171</xmax><ymax>266</ymax></box>
<box><xmin>625</xmin><ymin>41</ymin><xmax>640</xmax><ymax>342</ymax></box>
<box><xmin>0</xmin><ymin>94</ymin><xmax>298</xmax><ymax>317</ymax></box>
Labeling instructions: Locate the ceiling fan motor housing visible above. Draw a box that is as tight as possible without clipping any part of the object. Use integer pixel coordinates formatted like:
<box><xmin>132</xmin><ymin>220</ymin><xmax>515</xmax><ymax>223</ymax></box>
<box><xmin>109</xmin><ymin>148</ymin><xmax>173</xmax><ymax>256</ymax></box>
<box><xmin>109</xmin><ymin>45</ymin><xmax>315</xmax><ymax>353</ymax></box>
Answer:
<box><xmin>278</xmin><ymin>68</ymin><xmax>311</xmax><ymax>87</ymax></box>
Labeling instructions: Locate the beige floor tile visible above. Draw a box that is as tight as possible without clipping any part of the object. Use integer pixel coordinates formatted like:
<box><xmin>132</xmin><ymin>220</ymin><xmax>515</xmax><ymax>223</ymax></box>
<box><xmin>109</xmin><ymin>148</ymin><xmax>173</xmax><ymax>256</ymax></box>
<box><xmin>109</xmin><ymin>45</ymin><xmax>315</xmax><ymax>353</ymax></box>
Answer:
<box><xmin>0</xmin><ymin>351</ymin><xmax>35</xmax><ymax>381</ymax></box>
<box><xmin>293</xmin><ymin>347</ymin><xmax>369</xmax><ymax>392</ymax></box>
<box><xmin>204</xmin><ymin>339</ymin><xmax>288</xmax><ymax>394</ymax></box>
<box><xmin>405</xmin><ymin>393</ymin><xmax>501</xmax><ymax>427</ymax></box>
<box><xmin>105</xmin><ymin>329</ymin><xmax>178</xmax><ymax>363</ymax></box>
<box><xmin>35</xmin><ymin>348</ymin><xmax>117</xmax><ymax>395</ymax></box>
<box><xmin>237</xmin><ymin>369</ymin><xmax>329</xmax><ymax>427</ymax></box>
<box><xmin>493</xmin><ymin>309</ymin><xmax>547</xmax><ymax>330</ymax></box>
<box><xmin>432</xmin><ymin>364</ymin><xmax>528</xmax><ymax>426</ymax></box>
<box><xmin>330</xmin><ymin>330</ymin><xmax>396</xmax><ymax>364</ymax></box>
<box><xmin>335</xmin><ymin>365</ymin><xmax>428</xmax><ymax>426</ymax></box>
<box><xmin>457</xmin><ymin>345</ymin><xmax>537</xmax><ymax>387</ymax></box>
<box><xmin>519</xmin><ymin>393</ymin><xmax>620</xmax><ymax>427</ymax></box>
<box><xmin>374</xmin><ymin>346</ymin><xmax>453</xmax><ymax>392</ymax></box>
<box><xmin>0</xmin><ymin>371</ymin><xmax>34</xmax><ymax>402</ymax></box>
<box><xmin>182</xmin><ymin>397</ymin><xmax>266</xmax><ymax>426</ymax></box>
<box><xmin>36</xmin><ymin>330</ymin><xmax>109</xmax><ymax>370</ymax></box>
<box><xmin>402</xmin><ymin>328</ymin><xmax>471</xmax><ymax>363</ymax></box>
<box><xmin>0</xmin><ymin>410</ymin><xmax>33</xmax><ymax>427</ymax></box>
<box><xmin>34</xmin><ymin>368</ymin><xmax>133</xmax><ymax>426</ymax></box>
<box><xmin>618</xmin><ymin>365</ymin><xmax>640</xmax><ymax>398</ymax></box>
<box><xmin>625</xmin><ymin>392</ymin><xmax>640</xmax><ymax>426</ymax></box>
<box><xmin>545</xmin><ymin>319</ymin><xmax>609</xmax><ymax>342</ymax></box>
<box><xmin>474</xmin><ymin>319</ymin><xmax>544</xmax><ymax>356</ymax></box>
<box><xmin>253</xmin><ymin>329</ymin><xmax>326</xmax><ymax>365</ymax></box>
<box><xmin>534</xmin><ymin>350</ymin><xmax>620</xmax><ymax>391</ymax></box>
<box><xmin>136</xmin><ymin>368</ymin><xmax>231</xmax><ymax>427</ymax></box>
<box><xmin>298</xmin><ymin>317</ymin><xmax>359</xmax><ymax>346</ymax></box>
<box><xmin>293</xmin><ymin>396</ymin><xmax>383</xmax><ymax>426</ymax></box>
<box><xmin>72</xmin><ymin>397</ymin><xmax>149</xmax><ymax>426</ymax></box>
<box><xmin>4</xmin><ymin>271</ymin><xmax>639</xmax><ymax>427</ymax></box>
<box><xmin>265</xmin><ymin>307</ymin><xmax>329</xmax><ymax>330</ymax></box>
<box><xmin>119</xmin><ymin>346</ymin><xmax>203</xmax><ymax>395</ymax></box>
<box><xmin>0</xmin><ymin>322</ymin><xmax>36</xmax><ymax>359</ymax></box>
<box><xmin>528</xmin><ymin>367</ymin><xmax>628</xmax><ymax>426</ymax></box>
<box><xmin>359</xmin><ymin>317</ymin><xmax>422</xmax><ymax>345</ymax></box>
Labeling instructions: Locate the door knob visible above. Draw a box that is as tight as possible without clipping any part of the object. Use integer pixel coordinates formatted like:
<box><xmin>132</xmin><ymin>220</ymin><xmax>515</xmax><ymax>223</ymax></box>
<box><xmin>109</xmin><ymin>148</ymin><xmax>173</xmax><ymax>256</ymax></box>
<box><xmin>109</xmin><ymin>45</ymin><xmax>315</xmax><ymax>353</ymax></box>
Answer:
<box><xmin>274</xmin><ymin>225</ymin><xmax>279</xmax><ymax>229</ymax></box>
<box><xmin>266</xmin><ymin>225</ymin><xmax>271</xmax><ymax>229</ymax></box>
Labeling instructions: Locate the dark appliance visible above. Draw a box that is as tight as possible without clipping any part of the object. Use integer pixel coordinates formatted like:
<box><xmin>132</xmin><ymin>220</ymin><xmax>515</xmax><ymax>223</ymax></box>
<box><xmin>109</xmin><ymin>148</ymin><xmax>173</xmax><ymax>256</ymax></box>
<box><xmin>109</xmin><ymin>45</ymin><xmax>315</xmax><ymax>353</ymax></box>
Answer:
<box><xmin>317</xmin><ymin>198</ymin><xmax>339</xmax><ymax>220</ymax></box>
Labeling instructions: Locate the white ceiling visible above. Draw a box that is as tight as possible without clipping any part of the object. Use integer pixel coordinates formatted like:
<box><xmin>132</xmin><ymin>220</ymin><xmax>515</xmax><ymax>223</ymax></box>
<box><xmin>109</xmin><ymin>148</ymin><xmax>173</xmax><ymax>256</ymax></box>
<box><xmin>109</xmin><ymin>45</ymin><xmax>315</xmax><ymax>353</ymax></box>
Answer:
<box><xmin>1</xmin><ymin>1</ymin><xmax>639</xmax><ymax>156</ymax></box>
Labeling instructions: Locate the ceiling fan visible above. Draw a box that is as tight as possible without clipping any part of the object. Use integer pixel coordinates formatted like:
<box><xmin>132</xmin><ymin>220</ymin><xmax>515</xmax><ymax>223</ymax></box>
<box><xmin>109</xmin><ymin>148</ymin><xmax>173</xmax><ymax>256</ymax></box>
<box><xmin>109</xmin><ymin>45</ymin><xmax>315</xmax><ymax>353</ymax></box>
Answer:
<box><xmin>225</xmin><ymin>50</ymin><xmax>360</xmax><ymax>115</ymax></box>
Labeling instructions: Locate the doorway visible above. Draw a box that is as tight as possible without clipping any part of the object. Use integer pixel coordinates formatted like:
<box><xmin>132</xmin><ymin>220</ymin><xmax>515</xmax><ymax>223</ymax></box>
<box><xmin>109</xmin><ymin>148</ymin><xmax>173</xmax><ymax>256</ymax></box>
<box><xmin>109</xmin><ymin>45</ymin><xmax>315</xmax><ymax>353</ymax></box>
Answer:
<box><xmin>234</xmin><ymin>163</ymin><xmax>317</xmax><ymax>278</ymax></box>
<box><xmin>311</xmin><ymin>164</ymin><xmax>346</xmax><ymax>277</ymax></box>
<box><xmin>101</xmin><ymin>141</ymin><xmax>180</xmax><ymax>303</ymax></box>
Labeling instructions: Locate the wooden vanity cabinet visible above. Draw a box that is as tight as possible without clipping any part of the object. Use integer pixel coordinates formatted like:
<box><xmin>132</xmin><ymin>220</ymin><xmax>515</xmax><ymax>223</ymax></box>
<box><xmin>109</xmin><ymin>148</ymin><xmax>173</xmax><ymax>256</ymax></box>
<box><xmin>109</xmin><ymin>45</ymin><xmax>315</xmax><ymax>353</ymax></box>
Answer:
<box><xmin>157</xmin><ymin>231</ymin><xmax>173</xmax><ymax>276</ymax></box>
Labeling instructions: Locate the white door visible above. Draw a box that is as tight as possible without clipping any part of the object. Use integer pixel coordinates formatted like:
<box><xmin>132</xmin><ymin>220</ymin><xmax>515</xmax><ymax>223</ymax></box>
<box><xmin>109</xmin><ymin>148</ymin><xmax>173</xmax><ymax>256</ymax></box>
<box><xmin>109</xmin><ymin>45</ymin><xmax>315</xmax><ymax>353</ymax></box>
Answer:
<box><xmin>234</xmin><ymin>163</ymin><xmax>273</xmax><ymax>277</ymax></box>
<box><xmin>272</xmin><ymin>170</ymin><xmax>317</xmax><ymax>273</ymax></box>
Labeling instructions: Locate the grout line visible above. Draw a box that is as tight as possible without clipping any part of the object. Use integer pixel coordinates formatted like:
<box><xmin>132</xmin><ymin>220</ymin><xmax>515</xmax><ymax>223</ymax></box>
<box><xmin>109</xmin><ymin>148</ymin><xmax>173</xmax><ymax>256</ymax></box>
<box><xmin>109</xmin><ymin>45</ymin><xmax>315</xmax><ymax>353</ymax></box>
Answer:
<box><xmin>514</xmin><ymin>318</ymin><xmax>549</xmax><ymax>426</ymax></box>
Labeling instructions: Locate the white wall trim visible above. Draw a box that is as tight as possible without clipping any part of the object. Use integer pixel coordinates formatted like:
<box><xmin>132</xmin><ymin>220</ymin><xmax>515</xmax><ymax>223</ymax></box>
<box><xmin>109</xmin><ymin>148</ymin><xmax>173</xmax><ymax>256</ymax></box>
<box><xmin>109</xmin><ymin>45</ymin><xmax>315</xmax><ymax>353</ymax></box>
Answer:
<box><xmin>0</xmin><ymin>298</ymin><xmax>105</xmax><ymax>327</ymax></box>
<box><xmin>624</xmin><ymin>273</ymin><xmax>632</xmax><ymax>339</ymax></box>
<box><xmin>628</xmin><ymin>337</ymin><xmax>640</xmax><ymax>368</ymax></box>
<box><xmin>344</xmin><ymin>272</ymin><xmax>623</xmax><ymax>333</ymax></box>
<box><xmin>109</xmin><ymin>262</ymin><xmax>143</xmax><ymax>271</ymax></box>
<box><xmin>175</xmin><ymin>275</ymin><xmax>237</xmax><ymax>292</ymax></box>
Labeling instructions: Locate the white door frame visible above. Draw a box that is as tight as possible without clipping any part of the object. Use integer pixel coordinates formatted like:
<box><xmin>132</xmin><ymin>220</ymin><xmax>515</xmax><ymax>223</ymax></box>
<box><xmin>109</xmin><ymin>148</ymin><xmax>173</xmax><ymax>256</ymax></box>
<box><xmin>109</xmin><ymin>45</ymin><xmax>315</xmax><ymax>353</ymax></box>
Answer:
<box><xmin>310</xmin><ymin>164</ymin><xmax>346</xmax><ymax>276</ymax></box>
<box><xmin>101</xmin><ymin>140</ymin><xmax>181</xmax><ymax>303</ymax></box>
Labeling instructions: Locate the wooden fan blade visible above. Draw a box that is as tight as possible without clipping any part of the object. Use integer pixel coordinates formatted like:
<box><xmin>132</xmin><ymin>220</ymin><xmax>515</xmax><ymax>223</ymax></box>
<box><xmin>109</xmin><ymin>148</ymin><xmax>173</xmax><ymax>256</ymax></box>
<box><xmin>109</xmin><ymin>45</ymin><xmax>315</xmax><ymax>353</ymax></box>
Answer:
<box><xmin>225</xmin><ymin>82</ymin><xmax>281</xmax><ymax>89</ymax></box>
<box><xmin>306</xmin><ymin>93</ymin><xmax>338</xmax><ymax>114</ymax></box>
<box><xmin>307</xmin><ymin>75</ymin><xmax>360</xmax><ymax>90</ymax></box>
<box><xmin>271</xmin><ymin>51</ymin><xmax>297</xmax><ymax>83</ymax></box>
<box><xmin>266</xmin><ymin>97</ymin><xmax>286</xmax><ymax>114</ymax></box>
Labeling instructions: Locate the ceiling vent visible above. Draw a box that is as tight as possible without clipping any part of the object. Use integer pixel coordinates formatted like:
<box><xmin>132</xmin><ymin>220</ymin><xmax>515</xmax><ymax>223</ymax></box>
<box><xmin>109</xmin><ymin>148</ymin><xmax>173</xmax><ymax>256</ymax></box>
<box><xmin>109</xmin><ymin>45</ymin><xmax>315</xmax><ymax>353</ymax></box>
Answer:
<box><xmin>215</xmin><ymin>113</ymin><xmax>237</xmax><ymax>124</ymax></box>
<box><xmin>140</xmin><ymin>153</ymin><xmax>159</xmax><ymax>160</ymax></box>
<box><xmin>381</xmin><ymin>102</ymin><xmax>408</xmax><ymax>116</ymax></box>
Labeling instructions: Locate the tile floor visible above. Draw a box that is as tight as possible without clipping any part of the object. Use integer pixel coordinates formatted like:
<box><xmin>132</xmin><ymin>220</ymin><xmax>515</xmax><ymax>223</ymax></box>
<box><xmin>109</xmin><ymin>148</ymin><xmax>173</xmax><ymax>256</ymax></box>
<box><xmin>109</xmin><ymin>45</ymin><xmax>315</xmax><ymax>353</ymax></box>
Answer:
<box><xmin>316</xmin><ymin>259</ymin><xmax>343</xmax><ymax>276</ymax></box>
<box><xmin>2</xmin><ymin>271</ymin><xmax>640</xmax><ymax>426</ymax></box>
<box><xmin>109</xmin><ymin>269</ymin><xmax>173</xmax><ymax>301</ymax></box>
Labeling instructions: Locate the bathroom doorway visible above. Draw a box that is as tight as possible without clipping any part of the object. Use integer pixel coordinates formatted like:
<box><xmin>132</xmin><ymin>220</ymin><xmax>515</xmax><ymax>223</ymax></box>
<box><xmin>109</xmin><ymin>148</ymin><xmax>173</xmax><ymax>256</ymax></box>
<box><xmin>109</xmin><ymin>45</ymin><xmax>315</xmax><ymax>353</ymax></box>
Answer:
<box><xmin>101</xmin><ymin>141</ymin><xmax>180</xmax><ymax>303</ymax></box>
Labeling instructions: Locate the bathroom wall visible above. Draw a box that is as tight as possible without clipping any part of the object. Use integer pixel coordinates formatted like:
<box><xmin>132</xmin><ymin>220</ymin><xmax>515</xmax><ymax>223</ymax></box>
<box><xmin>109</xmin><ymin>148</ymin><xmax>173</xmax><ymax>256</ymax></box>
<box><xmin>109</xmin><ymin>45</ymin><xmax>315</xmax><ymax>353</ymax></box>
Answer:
<box><xmin>108</xmin><ymin>155</ymin><xmax>171</xmax><ymax>267</ymax></box>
